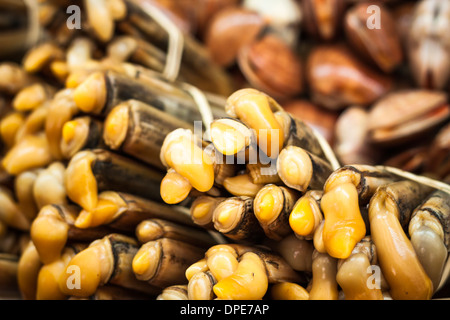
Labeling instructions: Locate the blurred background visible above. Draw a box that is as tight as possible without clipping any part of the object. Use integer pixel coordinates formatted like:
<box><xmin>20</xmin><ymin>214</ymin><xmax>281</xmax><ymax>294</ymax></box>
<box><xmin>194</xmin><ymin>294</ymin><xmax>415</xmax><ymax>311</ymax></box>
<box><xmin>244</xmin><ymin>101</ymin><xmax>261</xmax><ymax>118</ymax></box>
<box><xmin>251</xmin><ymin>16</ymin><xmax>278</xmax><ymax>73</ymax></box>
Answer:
<box><xmin>0</xmin><ymin>0</ymin><xmax>448</xmax><ymax>182</ymax></box>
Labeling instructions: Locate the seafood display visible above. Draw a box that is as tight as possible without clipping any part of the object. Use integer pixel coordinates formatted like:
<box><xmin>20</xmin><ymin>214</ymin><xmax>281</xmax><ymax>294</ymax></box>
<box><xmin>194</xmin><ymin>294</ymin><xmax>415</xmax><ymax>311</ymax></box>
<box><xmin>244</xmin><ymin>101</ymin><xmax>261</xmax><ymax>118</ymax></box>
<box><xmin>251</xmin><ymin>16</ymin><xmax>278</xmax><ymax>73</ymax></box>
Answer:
<box><xmin>0</xmin><ymin>0</ymin><xmax>449</xmax><ymax>302</ymax></box>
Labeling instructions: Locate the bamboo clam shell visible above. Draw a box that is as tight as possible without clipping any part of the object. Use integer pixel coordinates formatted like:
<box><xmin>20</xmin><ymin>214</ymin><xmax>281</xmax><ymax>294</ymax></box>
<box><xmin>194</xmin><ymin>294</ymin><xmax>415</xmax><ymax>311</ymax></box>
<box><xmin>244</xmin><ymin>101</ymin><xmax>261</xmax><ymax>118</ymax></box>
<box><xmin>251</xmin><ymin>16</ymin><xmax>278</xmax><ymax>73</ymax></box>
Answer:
<box><xmin>132</xmin><ymin>237</ymin><xmax>206</xmax><ymax>288</ymax></box>
<box><xmin>277</xmin><ymin>146</ymin><xmax>333</xmax><ymax>193</ymax></box>
<box><xmin>204</xmin><ymin>143</ymin><xmax>240</xmax><ymax>187</ymax></box>
<box><xmin>324</xmin><ymin>165</ymin><xmax>400</xmax><ymax>205</ymax></box>
<box><xmin>377</xmin><ymin>180</ymin><xmax>434</xmax><ymax>229</ymax></box>
<box><xmin>409</xmin><ymin>190</ymin><xmax>450</xmax><ymax>292</ymax></box>
<box><xmin>60</xmin><ymin>233</ymin><xmax>161</xmax><ymax>297</ymax></box>
<box><xmin>125</xmin><ymin>0</ymin><xmax>234</xmax><ymax>96</ymax></box>
<box><xmin>253</xmin><ymin>185</ymin><xmax>300</xmax><ymax>240</ymax></box>
<box><xmin>190</xmin><ymin>196</ymin><xmax>226</xmax><ymax>229</ymax></box>
<box><xmin>60</xmin><ymin>116</ymin><xmax>105</xmax><ymax>160</ymax></box>
<box><xmin>76</xmin><ymin>191</ymin><xmax>194</xmax><ymax>231</ymax></box>
<box><xmin>369</xmin><ymin>180</ymin><xmax>435</xmax><ymax>300</ymax></box>
<box><xmin>210</xmin><ymin>117</ymin><xmax>256</xmax><ymax>158</ymax></box>
<box><xmin>157</xmin><ymin>285</ymin><xmax>189</xmax><ymax>300</ymax></box>
<box><xmin>64</xmin><ymin>149</ymin><xmax>164</xmax><ymax>211</ymax></box>
<box><xmin>246</xmin><ymin>161</ymin><xmax>282</xmax><ymax>185</ymax></box>
<box><xmin>103</xmin><ymin>99</ymin><xmax>194</xmax><ymax>170</ymax></box>
<box><xmin>115</xmin><ymin>26</ymin><xmax>229</xmax><ymax>95</ymax></box>
<box><xmin>185</xmin><ymin>258</ymin><xmax>209</xmax><ymax>282</ymax></box>
<box><xmin>409</xmin><ymin>190</ymin><xmax>450</xmax><ymax>251</ymax></box>
<box><xmin>187</xmin><ymin>270</ymin><xmax>216</xmax><ymax>300</ymax></box>
<box><xmin>136</xmin><ymin>218</ymin><xmax>218</xmax><ymax>248</ymax></box>
<box><xmin>383</xmin><ymin>146</ymin><xmax>430</xmax><ymax>177</ymax></box>
<box><xmin>212</xmin><ymin>196</ymin><xmax>264</xmax><ymax>242</ymax></box>
<box><xmin>107</xmin><ymin>34</ymin><xmax>167</xmax><ymax>72</ymax></box>
<box><xmin>74</xmin><ymin>67</ymin><xmax>226</xmax><ymax>122</ymax></box>
<box><xmin>374</xmin><ymin>165</ymin><xmax>450</xmax><ymax>196</ymax></box>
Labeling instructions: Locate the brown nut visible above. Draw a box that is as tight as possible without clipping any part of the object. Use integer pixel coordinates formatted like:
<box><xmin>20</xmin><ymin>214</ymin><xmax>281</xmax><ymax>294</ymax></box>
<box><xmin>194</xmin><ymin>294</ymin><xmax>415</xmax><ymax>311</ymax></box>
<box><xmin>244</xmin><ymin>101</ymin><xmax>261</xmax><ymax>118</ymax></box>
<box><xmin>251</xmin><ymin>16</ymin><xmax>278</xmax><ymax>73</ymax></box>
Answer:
<box><xmin>344</xmin><ymin>2</ymin><xmax>403</xmax><ymax>73</ymax></box>
<box><xmin>204</xmin><ymin>7</ymin><xmax>266</xmax><ymax>67</ymax></box>
<box><xmin>305</xmin><ymin>45</ymin><xmax>393</xmax><ymax>110</ymax></box>
<box><xmin>238</xmin><ymin>33</ymin><xmax>303</xmax><ymax>100</ymax></box>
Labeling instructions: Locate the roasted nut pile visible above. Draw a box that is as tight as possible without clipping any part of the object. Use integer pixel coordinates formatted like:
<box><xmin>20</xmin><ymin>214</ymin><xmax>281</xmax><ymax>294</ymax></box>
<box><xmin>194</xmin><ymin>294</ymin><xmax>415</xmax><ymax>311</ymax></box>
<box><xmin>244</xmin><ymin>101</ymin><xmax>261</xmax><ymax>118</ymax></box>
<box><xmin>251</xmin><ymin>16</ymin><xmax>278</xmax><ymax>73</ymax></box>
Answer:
<box><xmin>0</xmin><ymin>0</ymin><xmax>449</xmax><ymax>301</ymax></box>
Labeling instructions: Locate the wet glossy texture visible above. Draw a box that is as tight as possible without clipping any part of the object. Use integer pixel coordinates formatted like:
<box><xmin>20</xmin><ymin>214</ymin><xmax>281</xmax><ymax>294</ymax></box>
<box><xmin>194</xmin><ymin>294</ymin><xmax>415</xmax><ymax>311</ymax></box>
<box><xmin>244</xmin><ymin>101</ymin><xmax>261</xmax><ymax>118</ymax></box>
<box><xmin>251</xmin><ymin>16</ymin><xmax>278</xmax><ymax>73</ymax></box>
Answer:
<box><xmin>306</xmin><ymin>45</ymin><xmax>392</xmax><ymax>110</ymax></box>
